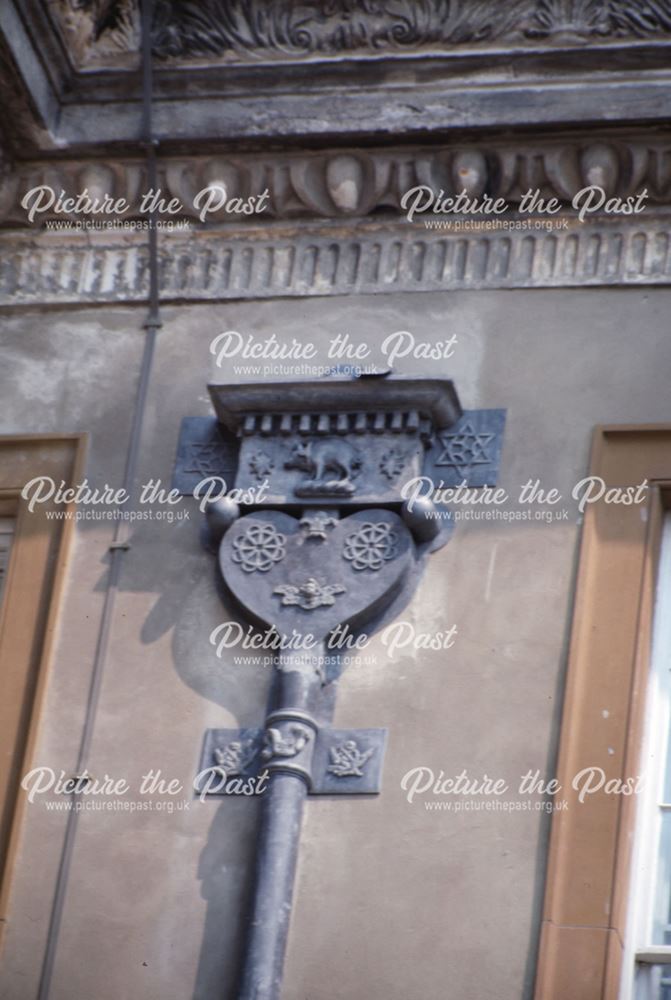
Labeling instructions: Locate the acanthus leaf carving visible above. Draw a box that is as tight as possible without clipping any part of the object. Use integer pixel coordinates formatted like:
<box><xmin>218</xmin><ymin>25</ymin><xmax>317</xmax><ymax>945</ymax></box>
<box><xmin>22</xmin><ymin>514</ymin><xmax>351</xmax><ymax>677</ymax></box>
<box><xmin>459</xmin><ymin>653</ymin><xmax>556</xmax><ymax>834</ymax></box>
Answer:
<box><xmin>49</xmin><ymin>1</ymin><xmax>671</xmax><ymax>66</ymax></box>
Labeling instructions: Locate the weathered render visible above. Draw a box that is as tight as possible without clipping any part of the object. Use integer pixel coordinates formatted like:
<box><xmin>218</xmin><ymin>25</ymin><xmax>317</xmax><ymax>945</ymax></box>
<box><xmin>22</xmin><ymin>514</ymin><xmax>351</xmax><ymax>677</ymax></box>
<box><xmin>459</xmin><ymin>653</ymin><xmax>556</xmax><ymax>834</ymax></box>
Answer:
<box><xmin>0</xmin><ymin>3</ymin><xmax>670</xmax><ymax>1000</ymax></box>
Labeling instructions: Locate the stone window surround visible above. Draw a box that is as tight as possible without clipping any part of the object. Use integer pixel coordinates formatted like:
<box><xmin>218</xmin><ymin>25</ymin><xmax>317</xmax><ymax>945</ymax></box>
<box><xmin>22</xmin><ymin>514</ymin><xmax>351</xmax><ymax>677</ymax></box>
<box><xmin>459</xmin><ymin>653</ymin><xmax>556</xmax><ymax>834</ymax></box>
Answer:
<box><xmin>0</xmin><ymin>434</ymin><xmax>86</xmax><ymax>952</ymax></box>
<box><xmin>535</xmin><ymin>427</ymin><xmax>671</xmax><ymax>1000</ymax></box>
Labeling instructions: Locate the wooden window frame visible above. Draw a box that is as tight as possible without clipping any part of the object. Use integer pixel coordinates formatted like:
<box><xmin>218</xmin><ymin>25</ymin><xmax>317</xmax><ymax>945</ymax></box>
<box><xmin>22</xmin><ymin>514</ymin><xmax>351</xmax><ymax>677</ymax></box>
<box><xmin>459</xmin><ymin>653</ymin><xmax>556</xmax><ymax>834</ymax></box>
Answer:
<box><xmin>0</xmin><ymin>434</ymin><xmax>86</xmax><ymax>952</ymax></box>
<box><xmin>535</xmin><ymin>426</ymin><xmax>671</xmax><ymax>1000</ymax></box>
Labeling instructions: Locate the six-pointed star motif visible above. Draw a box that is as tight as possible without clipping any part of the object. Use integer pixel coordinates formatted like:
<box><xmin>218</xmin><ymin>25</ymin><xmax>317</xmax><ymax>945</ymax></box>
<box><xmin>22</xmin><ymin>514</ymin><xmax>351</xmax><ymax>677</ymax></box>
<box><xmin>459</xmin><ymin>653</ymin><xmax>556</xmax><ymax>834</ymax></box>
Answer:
<box><xmin>435</xmin><ymin>421</ymin><xmax>494</xmax><ymax>475</ymax></box>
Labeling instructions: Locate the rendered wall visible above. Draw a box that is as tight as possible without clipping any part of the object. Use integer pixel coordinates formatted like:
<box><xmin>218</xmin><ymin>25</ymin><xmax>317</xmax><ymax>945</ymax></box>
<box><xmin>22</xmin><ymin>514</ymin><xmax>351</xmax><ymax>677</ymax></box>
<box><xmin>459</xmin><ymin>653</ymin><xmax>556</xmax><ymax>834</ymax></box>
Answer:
<box><xmin>0</xmin><ymin>287</ymin><xmax>668</xmax><ymax>1000</ymax></box>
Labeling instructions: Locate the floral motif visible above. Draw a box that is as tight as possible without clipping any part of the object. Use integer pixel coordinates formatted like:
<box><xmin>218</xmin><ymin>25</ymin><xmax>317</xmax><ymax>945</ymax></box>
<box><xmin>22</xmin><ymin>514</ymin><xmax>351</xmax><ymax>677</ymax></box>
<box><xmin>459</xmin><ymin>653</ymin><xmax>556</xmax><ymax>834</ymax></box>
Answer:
<box><xmin>232</xmin><ymin>523</ymin><xmax>286</xmax><ymax>573</ymax></box>
<box><xmin>343</xmin><ymin>521</ymin><xmax>398</xmax><ymax>571</ymax></box>
<box><xmin>248</xmin><ymin>450</ymin><xmax>274</xmax><ymax>480</ymax></box>
<box><xmin>379</xmin><ymin>446</ymin><xmax>407</xmax><ymax>482</ymax></box>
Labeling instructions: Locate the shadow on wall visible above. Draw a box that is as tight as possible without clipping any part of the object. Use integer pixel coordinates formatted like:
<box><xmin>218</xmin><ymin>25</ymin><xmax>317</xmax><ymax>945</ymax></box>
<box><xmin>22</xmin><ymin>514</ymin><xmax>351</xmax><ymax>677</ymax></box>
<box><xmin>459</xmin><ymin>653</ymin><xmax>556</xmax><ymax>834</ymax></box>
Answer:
<box><xmin>194</xmin><ymin>797</ymin><xmax>261</xmax><ymax>1000</ymax></box>
<box><xmin>91</xmin><ymin>509</ymin><xmax>274</xmax><ymax>723</ymax></box>
<box><xmin>89</xmin><ymin>508</ymin><xmax>272</xmax><ymax>996</ymax></box>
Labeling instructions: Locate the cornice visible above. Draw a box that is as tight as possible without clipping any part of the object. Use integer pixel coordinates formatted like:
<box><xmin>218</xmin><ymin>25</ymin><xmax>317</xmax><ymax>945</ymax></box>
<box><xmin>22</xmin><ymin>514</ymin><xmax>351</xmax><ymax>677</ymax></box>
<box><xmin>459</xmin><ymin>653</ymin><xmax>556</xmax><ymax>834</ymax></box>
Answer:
<box><xmin>4</xmin><ymin>2</ymin><xmax>671</xmax><ymax>153</ymax></box>
<box><xmin>49</xmin><ymin>0</ymin><xmax>671</xmax><ymax>66</ymax></box>
<box><xmin>2</xmin><ymin>133</ymin><xmax>671</xmax><ymax>230</ymax></box>
<box><xmin>2</xmin><ymin>212</ymin><xmax>670</xmax><ymax>308</ymax></box>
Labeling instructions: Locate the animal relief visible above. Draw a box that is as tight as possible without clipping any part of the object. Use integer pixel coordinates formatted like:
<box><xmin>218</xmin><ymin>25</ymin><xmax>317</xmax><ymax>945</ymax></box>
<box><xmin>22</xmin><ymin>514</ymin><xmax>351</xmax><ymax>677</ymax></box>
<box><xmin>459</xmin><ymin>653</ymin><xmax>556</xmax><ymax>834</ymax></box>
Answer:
<box><xmin>285</xmin><ymin>438</ymin><xmax>362</xmax><ymax>497</ymax></box>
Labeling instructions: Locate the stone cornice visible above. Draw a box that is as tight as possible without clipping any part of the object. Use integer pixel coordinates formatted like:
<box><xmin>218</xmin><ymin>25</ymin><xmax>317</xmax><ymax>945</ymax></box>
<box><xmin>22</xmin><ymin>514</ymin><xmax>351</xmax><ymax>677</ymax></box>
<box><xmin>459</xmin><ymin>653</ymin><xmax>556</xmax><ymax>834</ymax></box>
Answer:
<box><xmin>5</xmin><ymin>2</ymin><xmax>671</xmax><ymax>154</ymax></box>
<box><xmin>3</xmin><ymin>133</ymin><xmax>671</xmax><ymax>230</ymax></box>
<box><xmin>48</xmin><ymin>0</ymin><xmax>671</xmax><ymax>66</ymax></box>
<box><xmin>2</xmin><ymin>212</ymin><xmax>670</xmax><ymax>308</ymax></box>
